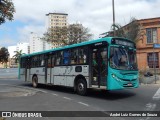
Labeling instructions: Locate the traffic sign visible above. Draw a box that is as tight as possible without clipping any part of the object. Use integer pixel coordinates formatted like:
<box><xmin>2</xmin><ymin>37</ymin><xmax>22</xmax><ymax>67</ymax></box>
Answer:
<box><xmin>153</xmin><ymin>44</ymin><xmax>160</xmax><ymax>48</ymax></box>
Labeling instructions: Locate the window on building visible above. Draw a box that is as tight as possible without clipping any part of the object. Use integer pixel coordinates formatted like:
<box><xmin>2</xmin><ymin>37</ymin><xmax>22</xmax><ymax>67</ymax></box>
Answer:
<box><xmin>146</xmin><ymin>28</ymin><xmax>157</xmax><ymax>43</ymax></box>
<box><xmin>147</xmin><ymin>53</ymin><xmax>159</xmax><ymax>68</ymax></box>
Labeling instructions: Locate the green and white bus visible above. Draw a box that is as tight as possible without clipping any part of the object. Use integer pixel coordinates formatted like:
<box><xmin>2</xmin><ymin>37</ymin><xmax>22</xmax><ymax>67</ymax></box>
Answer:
<box><xmin>19</xmin><ymin>37</ymin><xmax>139</xmax><ymax>95</ymax></box>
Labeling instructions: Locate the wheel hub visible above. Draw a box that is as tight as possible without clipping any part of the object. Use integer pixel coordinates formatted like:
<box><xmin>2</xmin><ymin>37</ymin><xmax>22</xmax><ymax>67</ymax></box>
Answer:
<box><xmin>78</xmin><ymin>83</ymin><xmax>84</xmax><ymax>91</ymax></box>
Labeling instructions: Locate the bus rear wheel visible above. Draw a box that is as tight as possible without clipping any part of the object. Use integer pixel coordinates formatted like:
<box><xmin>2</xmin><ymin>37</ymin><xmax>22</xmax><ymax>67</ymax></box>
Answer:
<box><xmin>76</xmin><ymin>79</ymin><xmax>87</xmax><ymax>96</ymax></box>
<box><xmin>32</xmin><ymin>76</ymin><xmax>38</xmax><ymax>88</ymax></box>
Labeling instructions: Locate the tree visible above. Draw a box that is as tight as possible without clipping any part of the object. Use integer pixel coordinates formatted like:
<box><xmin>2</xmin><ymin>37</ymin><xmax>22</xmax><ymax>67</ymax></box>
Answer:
<box><xmin>13</xmin><ymin>50</ymin><xmax>25</xmax><ymax>63</ymax></box>
<box><xmin>67</xmin><ymin>24</ymin><xmax>92</xmax><ymax>44</ymax></box>
<box><xmin>123</xmin><ymin>17</ymin><xmax>145</xmax><ymax>43</ymax></box>
<box><xmin>111</xmin><ymin>23</ymin><xmax>125</xmax><ymax>37</ymax></box>
<box><xmin>42</xmin><ymin>26</ymin><xmax>68</xmax><ymax>46</ymax></box>
<box><xmin>102</xmin><ymin>17</ymin><xmax>145</xmax><ymax>43</ymax></box>
<box><xmin>0</xmin><ymin>0</ymin><xmax>15</xmax><ymax>25</ymax></box>
<box><xmin>42</xmin><ymin>24</ymin><xmax>93</xmax><ymax>47</ymax></box>
<box><xmin>0</xmin><ymin>47</ymin><xmax>9</xmax><ymax>68</ymax></box>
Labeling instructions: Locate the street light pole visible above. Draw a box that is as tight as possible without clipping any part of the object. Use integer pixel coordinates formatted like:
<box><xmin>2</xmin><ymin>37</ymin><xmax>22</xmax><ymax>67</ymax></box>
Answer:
<box><xmin>112</xmin><ymin>0</ymin><xmax>115</xmax><ymax>36</ymax></box>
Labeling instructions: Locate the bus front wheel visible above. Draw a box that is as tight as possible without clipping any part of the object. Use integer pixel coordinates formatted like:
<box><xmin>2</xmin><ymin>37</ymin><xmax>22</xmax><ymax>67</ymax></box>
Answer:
<box><xmin>32</xmin><ymin>76</ymin><xmax>38</xmax><ymax>88</ymax></box>
<box><xmin>76</xmin><ymin>79</ymin><xmax>87</xmax><ymax>96</ymax></box>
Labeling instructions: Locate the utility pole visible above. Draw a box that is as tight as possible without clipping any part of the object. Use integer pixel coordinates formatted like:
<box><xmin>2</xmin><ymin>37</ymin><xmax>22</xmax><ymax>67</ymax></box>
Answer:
<box><xmin>112</xmin><ymin>0</ymin><xmax>115</xmax><ymax>36</ymax></box>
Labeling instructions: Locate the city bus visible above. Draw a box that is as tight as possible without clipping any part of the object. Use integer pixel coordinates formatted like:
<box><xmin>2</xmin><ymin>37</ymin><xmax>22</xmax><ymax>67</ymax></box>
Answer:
<box><xmin>19</xmin><ymin>37</ymin><xmax>139</xmax><ymax>95</ymax></box>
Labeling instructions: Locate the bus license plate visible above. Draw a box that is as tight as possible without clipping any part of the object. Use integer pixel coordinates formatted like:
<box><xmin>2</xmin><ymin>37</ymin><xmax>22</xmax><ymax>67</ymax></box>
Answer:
<box><xmin>127</xmin><ymin>83</ymin><xmax>132</xmax><ymax>86</ymax></box>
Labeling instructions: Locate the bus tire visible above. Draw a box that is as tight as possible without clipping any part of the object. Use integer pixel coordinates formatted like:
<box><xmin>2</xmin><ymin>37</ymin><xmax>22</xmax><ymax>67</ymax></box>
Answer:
<box><xmin>32</xmin><ymin>76</ymin><xmax>38</xmax><ymax>88</ymax></box>
<box><xmin>76</xmin><ymin>79</ymin><xmax>87</xmax><ymax>96</ymax></box>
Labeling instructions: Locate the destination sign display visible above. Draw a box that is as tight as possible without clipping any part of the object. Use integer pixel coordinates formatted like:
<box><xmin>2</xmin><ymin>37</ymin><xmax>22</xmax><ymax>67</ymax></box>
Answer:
<box><xmin>112</xmin><ymin>38</ymin><xmax>135</xmax><ymax>48</ymax></box>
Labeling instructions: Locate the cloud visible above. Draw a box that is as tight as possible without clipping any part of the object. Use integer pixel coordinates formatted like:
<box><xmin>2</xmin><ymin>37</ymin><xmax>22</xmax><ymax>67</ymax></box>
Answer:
<box><xmin>17</xmin><ymin>25</ymin><xmax>45</xmax><ymax>42</ymax></box>
<box><xmin>2</xmin><ymin>0</ymin><xmax>160</xmax><ymax>47</ymax></box>
<box><xmin>0</xmin><ymin>38</ymin><xmax>17</xmax><ymax>47</ymax></box>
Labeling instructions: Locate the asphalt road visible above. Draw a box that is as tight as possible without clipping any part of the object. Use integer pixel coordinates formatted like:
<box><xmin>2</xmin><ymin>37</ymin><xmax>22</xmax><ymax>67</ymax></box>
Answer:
<box><xmin>0</xmin><ymin>68</ymin><xmax>160</xmax><ymax>120</ymax></box>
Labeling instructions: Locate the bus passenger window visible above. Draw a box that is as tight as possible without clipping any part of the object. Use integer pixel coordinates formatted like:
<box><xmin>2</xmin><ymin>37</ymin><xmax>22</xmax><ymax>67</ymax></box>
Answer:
<box><xmin>55</xmin><ymin>51</ymin><xmax>63</xmax><ymax>65</ymax></box>
<box><xmin>39</xmin><ymin>55</ymin><xmax>45</xmax><ymax>67</ymax></box>
<box><xmin>70</xmin><ymin>49</ymin><xmax>78</xmax><ymax>64</ymax></box>
<box><xmin>63</xmin><ymin>50</ymin><xmax>70</xmax><ymax>65</ymax></box>
<box><xmin>47</xmin><ymin>58</ymin><xmax>51</xmax><ymax>67</ymax></box>
<box><xmin>41</xmin><ymin>60</ymin><xmax>44</xmax><ymax>66</ymax></box>
<box><xmin>79</xmin><ymin>47</ymin><xmax>87</xmax><ymax>64</ymax></box>
<box><xmin>52</xmin><ymin>57</ymin><xmax>55</xmax><ymax>67</ymax></box>
<box><xmin>56</xmin><ymin>58</ymin><xmax>60</xmax><ymax>65</ymax></box>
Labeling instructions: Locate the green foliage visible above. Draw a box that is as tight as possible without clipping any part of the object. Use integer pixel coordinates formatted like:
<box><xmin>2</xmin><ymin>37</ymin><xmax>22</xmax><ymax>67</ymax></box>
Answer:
<box><xmin>123</xmin><ymin>17</ymin><xmax>145</xmax><ymax>43</ymax></box>
<box><xmin>111</xmin><ymin>23</ymin><xmax>125</xmax><ymax>37</ymax></box>
<box><xmin>13</xmin><ymin>50</ymin><xmax>25</xmax><ymax>63</ymax></box>
<box><xmin>0</xmin><ymin>47</ymin><xmax>9</xmax><ymax>63</ymax></box>
<box><xmin>42</xmin><ymin>24</ymin><xmax>93</xmax><ymax>47</ymax></box>
<box><xmin>42</xmin><ymin>26</ymin><xmax>68</xmax><ymax>46</ymax></box>
<box><xmin>103</xmin><ymin>17</ymin><xmax>145</xmax><ymax>43</ymax></box>
<box><xmin>0</xmin><ymin>0</ymin><xmax>15</xmax><ymax>25</ymax></box>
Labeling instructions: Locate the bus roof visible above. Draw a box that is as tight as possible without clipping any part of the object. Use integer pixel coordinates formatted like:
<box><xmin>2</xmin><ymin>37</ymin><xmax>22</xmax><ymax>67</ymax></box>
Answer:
<box><xmin>21</xmin><ymin>37</ymin><xmax>133</xmax><ymax>58</ymax></box>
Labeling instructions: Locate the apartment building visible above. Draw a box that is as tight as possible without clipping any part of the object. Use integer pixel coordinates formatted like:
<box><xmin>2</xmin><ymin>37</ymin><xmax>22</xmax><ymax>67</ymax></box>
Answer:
<box><xmin>46</xmin><ymin>12</ymin><xmax>68</xmax><ymax>28</ymax></box>
<box><xmin>29</xmin><ymin>32</ymin><xmax>51</xmax><ymax>53</ymax></box>
<box><xmin>45</xmin><ymin>13</ymin><xmax>68</xmax><ymax>48</ymax></box>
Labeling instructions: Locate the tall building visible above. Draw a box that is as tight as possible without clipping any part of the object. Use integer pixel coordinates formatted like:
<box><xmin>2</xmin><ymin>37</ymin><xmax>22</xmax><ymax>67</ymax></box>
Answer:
<box><xmin>46</xmin><ymin>12</ymin><xmax>68</xmax><ymax>29</ymax></box>
<box><xmin>17</xmin><ymin>42</ymin><xmax>30</xmax><ymax>54</ymax></box>
<box><xmin>45</xmin><ymin>13</ymin><xmax>68</xmax><ymax>48</ymax></box>
<box><xmin>29</xmin><ymin>32</ymin><xmax>51</xmax><ymax>53</ymax></box>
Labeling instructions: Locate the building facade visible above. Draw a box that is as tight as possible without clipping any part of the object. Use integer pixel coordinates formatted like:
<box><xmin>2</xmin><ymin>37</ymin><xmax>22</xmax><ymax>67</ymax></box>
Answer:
<box><xmin>136</xmin><ymin>17</ymin><xmax>160</xmax><ymax>71</ymax></box>
<box><xmin>29</xmin><ymin>32</ymin><xmax>51</xmax><ymax>53</ymax></box>
<box><xmin>46</xmin><ymin>12</ymin><xmax>68</xmax><ymax>29</ymax></box>
<box><xmin>8</xmin><ymin>43</ymin><xmax>30</xmax><ymax>58</ymax></box>
<box><xmin>17</xmin><ymin>42</ymin><xmax>30</xmax><ymax>54</ymax></box>
<box><xmin>45</xmin><ymin>13</ymin><xmax>68</xmax><ymax>48</ymax></box>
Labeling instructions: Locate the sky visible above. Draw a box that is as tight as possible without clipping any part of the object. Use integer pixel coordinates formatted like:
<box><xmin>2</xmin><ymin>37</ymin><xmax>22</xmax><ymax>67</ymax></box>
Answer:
<box><xmin>0</xmin><ymin>0</ymin><xmax>160</xmax><ymax>47</ymax></box>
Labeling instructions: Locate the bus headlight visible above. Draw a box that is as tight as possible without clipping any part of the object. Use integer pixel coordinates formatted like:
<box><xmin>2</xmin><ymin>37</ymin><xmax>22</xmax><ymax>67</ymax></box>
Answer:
<box><xmin>112</xmin><ymin>74</ymin><xmax>122</xmax><ymax>82</ymax></box>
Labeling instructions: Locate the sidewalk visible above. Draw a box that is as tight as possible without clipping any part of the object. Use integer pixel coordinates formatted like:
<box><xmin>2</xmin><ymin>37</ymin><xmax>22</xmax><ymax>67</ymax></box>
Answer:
<box><xmin>140</xmin><ymin>75</ymin><xmax>160</xmax><ymax>85</ymax></box>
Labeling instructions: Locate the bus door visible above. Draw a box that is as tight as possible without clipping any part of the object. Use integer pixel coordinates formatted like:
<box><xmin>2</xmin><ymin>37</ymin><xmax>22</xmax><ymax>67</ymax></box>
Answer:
<box><xmin>91</xmin><ymin>46</ymin><xmax>108</xmax><ymax>87</ymax></box>
<box><xmin>25</xmin><ymin>57</ymin><xmax>30</xmax><ymax>82</ymax></box>
<box><xmin>45</xmin><ymin>54</ymin><xmax>54</xmax><ymax>84</ymax></box>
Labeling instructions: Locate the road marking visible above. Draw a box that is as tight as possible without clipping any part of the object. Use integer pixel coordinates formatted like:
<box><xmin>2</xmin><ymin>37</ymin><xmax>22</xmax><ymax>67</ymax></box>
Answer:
<box><xmin>145</xmin><ymin>103</ymin><xmax>156</xmax><ymax>111</ymax></box>
<box><xmin>140</xmin><ymin>103</ymin><xmax>157</xmax><ymax>120</ymax></box>
<box><xmin>153</xmin><ymin>87</ymin><xmax>160</xmax><ymax>100</ymax></box>
<box><xmin>36</xmin><ymin>89</ymin><xmax>48</xmax><ymax>93</ymax></box>
<box><xmin>0</xmin><ymin>84</ymin><xmax>47</xmax><ymax>93</ymax></box>
<box><xmin>63</xmin><ymin>97</ymin><xmax>72</xmax><ymax>100</ymax></box>
<box><xmin>78</xmin><ymin>102</ymin><xmax>89</xmax><ymax>107</ymax></box>
<box><xmin>52</xmin><ymin>93</ymin><xmax>58</xmax><ymax>96</ymax></box>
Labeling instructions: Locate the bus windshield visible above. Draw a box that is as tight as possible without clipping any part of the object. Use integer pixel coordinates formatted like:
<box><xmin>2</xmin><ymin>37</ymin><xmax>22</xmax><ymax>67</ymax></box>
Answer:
<box><xmin>110</xmin><ymin>46</ymin><xmax>138</xmax><ymax>70</ymax></box>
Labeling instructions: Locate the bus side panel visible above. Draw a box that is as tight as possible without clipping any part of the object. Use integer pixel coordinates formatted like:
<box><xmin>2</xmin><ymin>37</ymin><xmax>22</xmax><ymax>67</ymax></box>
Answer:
<box><xmin>30</xmin><ymin>67</ymin><xmax>45</xmax><ymax>84</ymax></box>
<box><xmin>20</xmin><ymin>68</ymin><xmax>25</xmax><ymax>81</ymax></box>
<box><xmin>53</xmin><ymin>66</ymin><xmax>66</xmax><ymax>86</ymax></box>
<box><xmin>27</xmin><ymin>69</ymin><xmax>31</xmax><ymax>82</ymax></box>
<box><xmin>53</xmin><ymin>65</ymin><xmax>89</xmax><ymax>87</ymax></box>
<box><xmin>47</xmin><ymin>68</ymin><xmax>51</xmax><ymax>84</ymax></box>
